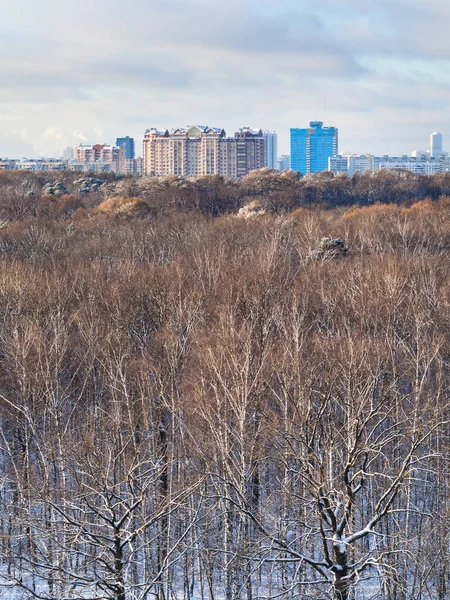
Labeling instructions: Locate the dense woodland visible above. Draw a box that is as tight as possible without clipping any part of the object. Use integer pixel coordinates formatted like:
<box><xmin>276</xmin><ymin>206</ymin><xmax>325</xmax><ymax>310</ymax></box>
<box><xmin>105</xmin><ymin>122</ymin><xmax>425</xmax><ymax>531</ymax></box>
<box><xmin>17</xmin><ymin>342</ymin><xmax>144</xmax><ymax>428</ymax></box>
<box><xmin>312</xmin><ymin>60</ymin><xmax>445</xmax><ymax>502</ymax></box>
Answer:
<box><xmin>0</xmin><ymin>169</ymin><xmax>450</xmax><ymax>600</ymax></box>
<box><xmin>3</xmin><ymin>167</ymin><xmax>450</xmax><ymax>218</ymax></box>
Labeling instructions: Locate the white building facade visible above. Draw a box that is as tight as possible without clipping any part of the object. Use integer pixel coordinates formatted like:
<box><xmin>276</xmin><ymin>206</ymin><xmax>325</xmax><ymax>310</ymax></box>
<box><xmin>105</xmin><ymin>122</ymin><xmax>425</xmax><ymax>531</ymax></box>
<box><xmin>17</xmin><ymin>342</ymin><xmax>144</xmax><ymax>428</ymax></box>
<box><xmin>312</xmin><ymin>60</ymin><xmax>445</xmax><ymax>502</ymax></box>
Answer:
<box><xmin>329</xmin><ymin>154</ymin><xmax>448</xmax><ymax>176</ymax></box>
<box><xmin>430</xmin><ymin>132</ymin><xmax>443</xmax><ymax>157</ymax></box>
<box><xmin>328</xmin><ymin>155</ymin><xmax>349</xmax><ymax>175</ymax></box>
<box><xmin>374</xmin><ymin>155</ymin><xmax>448</xmax><ymax>175</ymax></box>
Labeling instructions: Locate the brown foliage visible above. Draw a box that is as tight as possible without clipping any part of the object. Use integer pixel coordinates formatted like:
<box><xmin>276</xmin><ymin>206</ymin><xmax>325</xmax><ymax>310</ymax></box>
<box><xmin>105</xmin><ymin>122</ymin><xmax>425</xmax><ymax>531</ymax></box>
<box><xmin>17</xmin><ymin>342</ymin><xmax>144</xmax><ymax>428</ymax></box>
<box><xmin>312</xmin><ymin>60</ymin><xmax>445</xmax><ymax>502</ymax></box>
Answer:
<box><xmin>95</xmin><ymin>195</ymin><xmax>152</xmax><ymax>218</ymax></box>
<box><xmin>0</xmin><ymin>175</ymin><xmax>450</xmax><ymax>598</ymax></box>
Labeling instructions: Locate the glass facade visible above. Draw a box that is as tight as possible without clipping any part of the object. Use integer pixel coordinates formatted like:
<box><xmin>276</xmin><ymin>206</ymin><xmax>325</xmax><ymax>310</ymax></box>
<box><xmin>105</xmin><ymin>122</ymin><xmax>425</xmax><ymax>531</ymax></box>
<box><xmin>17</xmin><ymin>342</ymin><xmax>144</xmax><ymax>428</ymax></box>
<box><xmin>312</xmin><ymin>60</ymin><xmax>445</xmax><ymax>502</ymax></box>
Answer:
<box><xmin>116</xmin><ymin>136</ymin><xmax>135</xmax><ymax>160</ymax></box>
<box><xmin>290</xmin><ymin>128</ymin><xmax>308</xmax><ymax>175</ymax></box>
<box><xmin>290</xmin><ymin>122</ymin><xmax>338</xmax><ymax>175</ymax></box>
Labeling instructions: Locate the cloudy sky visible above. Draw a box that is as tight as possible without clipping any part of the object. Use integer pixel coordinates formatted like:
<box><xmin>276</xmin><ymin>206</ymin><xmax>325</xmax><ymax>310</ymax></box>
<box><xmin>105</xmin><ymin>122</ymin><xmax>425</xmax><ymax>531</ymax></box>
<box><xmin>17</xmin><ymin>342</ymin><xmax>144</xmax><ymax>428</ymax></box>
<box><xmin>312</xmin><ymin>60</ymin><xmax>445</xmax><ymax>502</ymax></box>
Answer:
<box><xmin>1</xmin><ymin>0</ymin><xmax>449</xmax><ymax>158</ymax></box>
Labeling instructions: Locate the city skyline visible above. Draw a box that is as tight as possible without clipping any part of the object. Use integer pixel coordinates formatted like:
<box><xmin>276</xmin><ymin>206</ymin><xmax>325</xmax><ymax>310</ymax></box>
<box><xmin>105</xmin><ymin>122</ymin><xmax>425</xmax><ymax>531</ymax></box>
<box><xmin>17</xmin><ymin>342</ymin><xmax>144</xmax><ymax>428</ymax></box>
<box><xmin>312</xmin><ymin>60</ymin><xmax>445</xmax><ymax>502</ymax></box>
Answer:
<box><xmin>3</xmin><ymin>124</ymin><xmax>449</xmax><ymax>176</ymax></box>
<box><xmin>1</xmin><ymin>1</ymin><xmax>449</xmax><ymax>159</ymax></box>
<box><xmin>2</xmin><ymin>123</ymin><xmax>448</xmax><ymax>165</ymax></box>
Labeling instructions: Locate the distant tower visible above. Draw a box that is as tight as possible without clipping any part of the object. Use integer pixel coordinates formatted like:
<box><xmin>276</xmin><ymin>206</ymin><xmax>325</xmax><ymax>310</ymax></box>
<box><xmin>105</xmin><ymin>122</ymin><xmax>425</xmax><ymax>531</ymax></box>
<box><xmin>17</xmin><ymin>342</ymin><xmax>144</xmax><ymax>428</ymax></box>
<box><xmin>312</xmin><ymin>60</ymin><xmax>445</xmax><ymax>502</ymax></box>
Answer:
<box><xmin>290</xmin><ymin>121</ymin><xmax>338</xmax><ymax>175</ymax></box>
<box><xmin>262</xmin><ymin>131</ymin><xmax>278</xmax><ymax>169</ymax></box>
<box><xmin>63</xmin><ymin>146</ymin><xmax>75</xmax><ymax>160</ymax></box>
<box><xmin>116</xmin><ymin>136</ymin><xmax>135</xmax><ymax>159</ymax></box>
<box><xmin>430</xmin><ymin>132</ymin><xmax>443</xmax><ymax>157</ymax></box>
<box><xmin>277</xmin><ymin>155</ymin><xmax>290</xmax><ymax>172</ymax></box>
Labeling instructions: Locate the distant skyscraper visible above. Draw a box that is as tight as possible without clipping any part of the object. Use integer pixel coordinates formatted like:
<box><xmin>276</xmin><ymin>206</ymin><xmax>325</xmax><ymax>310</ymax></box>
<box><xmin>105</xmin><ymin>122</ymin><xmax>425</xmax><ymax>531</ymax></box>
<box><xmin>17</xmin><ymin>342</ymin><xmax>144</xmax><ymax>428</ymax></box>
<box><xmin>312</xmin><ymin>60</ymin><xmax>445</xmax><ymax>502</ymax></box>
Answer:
<box><xmin>290</xmin><ymin>128</ymin><xmax>308</xmax><ymax>175</ymax></box>
<box><xmin>308</xmin><ymin>121</ymin><xmax>338</xmax><ymax>173</ymax></box>
<box><xmin>63</xmin><ymin>146</ymin><xmax>75</xmax><ymax>160</ymax></box>
<box><xmin>262</xmin><ymin>131</ymin><xmax>278</xmax><ymax>169</ymax></box>
<box><xmin>277</xmin><ymin>154</ymin><xmax>290</xmax><ymax>172</ymax></box>
<box><xmin>116</xmin><ymin>136</ymin><xmax>135</xmax><ymax>159</ymax></box>
<box><xmin>430</xmin><ymin>132</ymin><xmax>443</xmax><ymax>157</ymax></box>
<box><xmin>290</xmin><ymin>121</ymin><xmax>338</xmax><ymax>175</ymax></box>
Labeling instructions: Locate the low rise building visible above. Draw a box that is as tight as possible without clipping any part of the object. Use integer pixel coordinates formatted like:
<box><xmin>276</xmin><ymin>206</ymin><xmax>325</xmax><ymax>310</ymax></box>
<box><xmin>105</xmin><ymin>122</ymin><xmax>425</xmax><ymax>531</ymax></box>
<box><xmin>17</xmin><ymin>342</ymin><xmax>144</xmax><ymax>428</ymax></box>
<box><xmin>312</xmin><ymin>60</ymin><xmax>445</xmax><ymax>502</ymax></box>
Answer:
<box><xmin>67</xmin><ymin>161</ymin><xmax>118</xmax><ymax>173</ymax></box>
<box><xmin>329</xmin><ymin>154</ymin><xmax>446</xmax><ymax>176</ymax></box>
<box><xmin>15</xmin><ymin>159</ymin><xmax>67</xmax><ymax>172</ymax></box>
<box><xmin>348</xmin><ymin>154</ymin><xmax>375</xmax><ymax>175</ymax></box>
<box><xmin>328</xmin><ymin>155</ymin><xmax>349</xmax><ymax>175</ymax></box>
<box><xmin>0</xmin><ymin>159</ymin><xmax>16</xmax><ymax>170</ymax></box>
<box><xmin>374</xmin><ymin>155</ymin><xmax>448</xmax><ymax>175</ymax></box>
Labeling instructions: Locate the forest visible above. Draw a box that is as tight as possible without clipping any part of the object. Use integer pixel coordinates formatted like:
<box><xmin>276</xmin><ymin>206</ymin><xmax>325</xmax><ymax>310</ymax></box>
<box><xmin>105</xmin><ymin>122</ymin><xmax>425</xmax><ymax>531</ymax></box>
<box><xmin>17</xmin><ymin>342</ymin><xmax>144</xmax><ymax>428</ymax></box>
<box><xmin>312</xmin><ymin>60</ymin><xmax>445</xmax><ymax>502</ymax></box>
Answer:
<box><xmin>0</xmin><ymin>168</ymin><xmax>449</xmax><ymax>600</ymax></box>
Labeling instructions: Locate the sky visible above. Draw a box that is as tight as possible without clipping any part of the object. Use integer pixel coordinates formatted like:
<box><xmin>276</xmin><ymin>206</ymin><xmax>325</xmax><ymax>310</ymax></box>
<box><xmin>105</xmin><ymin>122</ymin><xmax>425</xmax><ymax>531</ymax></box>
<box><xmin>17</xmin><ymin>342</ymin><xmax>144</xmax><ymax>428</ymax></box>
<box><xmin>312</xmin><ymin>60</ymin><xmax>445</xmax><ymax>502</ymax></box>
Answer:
<box><xmin>1</xmin><ymin>0</ymin><xmax>450</xmax><ymax>158</ymax></box>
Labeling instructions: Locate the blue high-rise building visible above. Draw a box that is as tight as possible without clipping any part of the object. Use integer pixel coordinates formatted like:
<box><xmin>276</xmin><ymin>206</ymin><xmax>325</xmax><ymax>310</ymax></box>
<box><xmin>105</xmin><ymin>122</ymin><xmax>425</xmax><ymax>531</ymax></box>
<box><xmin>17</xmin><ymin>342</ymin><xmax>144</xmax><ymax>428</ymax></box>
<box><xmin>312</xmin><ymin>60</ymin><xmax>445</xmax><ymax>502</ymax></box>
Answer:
<box><xmin>290</xmin><ymin>128</ymin><xmax>308</xmax><ymax>175</ymax></box>
<box><xmin>290</xmin><ymin>121</ymin><xmax>338</xmax><ymax>175</ymax></box>
<box><xmin>116</xmin><ymin>136</ymin><xmax>135</xmax><ymax>159</ymax></box>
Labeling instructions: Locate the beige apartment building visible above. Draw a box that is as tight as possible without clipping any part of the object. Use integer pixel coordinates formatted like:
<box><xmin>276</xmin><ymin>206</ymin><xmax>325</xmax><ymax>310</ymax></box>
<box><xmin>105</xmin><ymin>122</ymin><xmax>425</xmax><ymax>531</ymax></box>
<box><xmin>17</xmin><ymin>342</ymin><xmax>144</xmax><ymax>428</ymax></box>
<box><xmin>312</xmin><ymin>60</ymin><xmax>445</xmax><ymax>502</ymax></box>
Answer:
<box><xmin>143</xmin><ymin>125</ymin><xmax>265</xmax><ymax>178</ymax></box>
<box><xmin>76</xmin><ymin>144</ymin><xmax>125</xmax><ymax>172</ymax></box>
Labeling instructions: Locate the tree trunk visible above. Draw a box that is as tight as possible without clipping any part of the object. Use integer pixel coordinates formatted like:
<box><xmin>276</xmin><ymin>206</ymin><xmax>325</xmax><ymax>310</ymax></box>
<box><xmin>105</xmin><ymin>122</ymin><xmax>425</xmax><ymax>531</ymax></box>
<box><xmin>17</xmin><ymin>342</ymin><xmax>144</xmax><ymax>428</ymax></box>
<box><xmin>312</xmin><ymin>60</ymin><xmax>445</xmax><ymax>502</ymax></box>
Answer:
<box><xmin>334</xmin><ymin>576</ymin><xmax>351</xmax><ymax>600</ymax></box>
<box><xmin>157</xmin><ymin>416</ymin><xmax>169</xmax><ymax>600</ymax></box>
<box><xmin>333</xmin><ymin>542</ymin><xmax>352</xmax><ymax>600</ymax></box>
<box><xmin>114</xmin><ymin>529</ymin><xmax>126</xmax><ymax>600</ymax></box>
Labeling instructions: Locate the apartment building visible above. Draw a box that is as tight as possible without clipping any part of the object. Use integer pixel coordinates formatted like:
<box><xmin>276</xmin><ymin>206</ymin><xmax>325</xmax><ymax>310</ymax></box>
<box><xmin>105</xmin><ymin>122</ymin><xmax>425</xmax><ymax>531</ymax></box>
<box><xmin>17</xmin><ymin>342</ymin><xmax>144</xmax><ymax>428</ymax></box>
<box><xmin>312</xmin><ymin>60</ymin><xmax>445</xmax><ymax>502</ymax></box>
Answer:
<box><xmin>0</xmin><ymin>156</ymin><xmax>142</xmax><ymax>175</ymax></box>
<box><xmin>350</xmin><ymin>154</ymin><xmax>375</xmax><ymax>175</ymax></box>
<box><xmin>143</xmin><ymin>125</ymin><xmax>265</xmax><ymax>178</ymax></box>
<box><xmin>67</xmin><ymin>161</ymin><xmax>118</xmax><ymax>173</ymax></box>
<box><xmin>0</xmin><ymin>159</ymin><xmax>16</xmax><ymax>170</ymax></box>
<box><xmin>116</xmin><ymin>136</ymin><xmax>135</xmax><ymax>159</ymax></box>
<box><xmin>329</xmin><ymin>154</ymin><xmax>448</xmax><ymax>176</ymax></box>
<box><xmin>76</xmin><ymin>144</ymin><xmax>125</xmax><ymax>172</ymax></box>
<box><xmin>62</xmin><ymin>147</ymin><xmax>75</xmax><ymax>160</ymax></box>
<box><xmin>262</xmin><ymin>131</ymin><xmax>278</xmax><ymax>169</ymax></box>
<box><xmin>15</xmin><ymin>159</ymin><xmax>67</xmax><ymax>172</ymax></box>
<box><xmin>235</xmin><ymin>127</ymin><xmax>265</xmax><ymax>178</ymax></box>
<box><xmin>329</xmin><ymin>154</ymin><xmax>375</xmax><ymax>176</ymax></box>
<box><xmin>374</xmin><ymin>155</ymin><xmax>448</xmax><ymax>175</ymax></box>
<box><xmin>328</xmin><ymin>155</ymin><xmax>349</xmax><ymax>175</ymax></box>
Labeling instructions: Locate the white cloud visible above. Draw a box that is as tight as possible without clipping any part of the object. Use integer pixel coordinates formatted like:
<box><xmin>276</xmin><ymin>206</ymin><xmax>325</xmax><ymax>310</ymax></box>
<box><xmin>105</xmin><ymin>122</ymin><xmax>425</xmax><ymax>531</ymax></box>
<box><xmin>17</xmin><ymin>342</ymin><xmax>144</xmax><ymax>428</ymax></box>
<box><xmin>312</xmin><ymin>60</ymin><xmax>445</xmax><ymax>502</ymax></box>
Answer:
<box><xmin>73</xmin><ymin>131</ymin><xmax>88</xmax><ymax>142</ymax></box>
<box><xmin>12</xmin><ymin>129</ymin><xmax>29</xmax><ymax>143</ymax></box>
<box><xmin>0</xmin><ymin>0</ymin><xmax>449</xmax><ymax>156</ymax></box>
<box><xmin>43</xmin><ymin>127</ymin><xmax>63</xmax><ymax>140</ymax></box>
